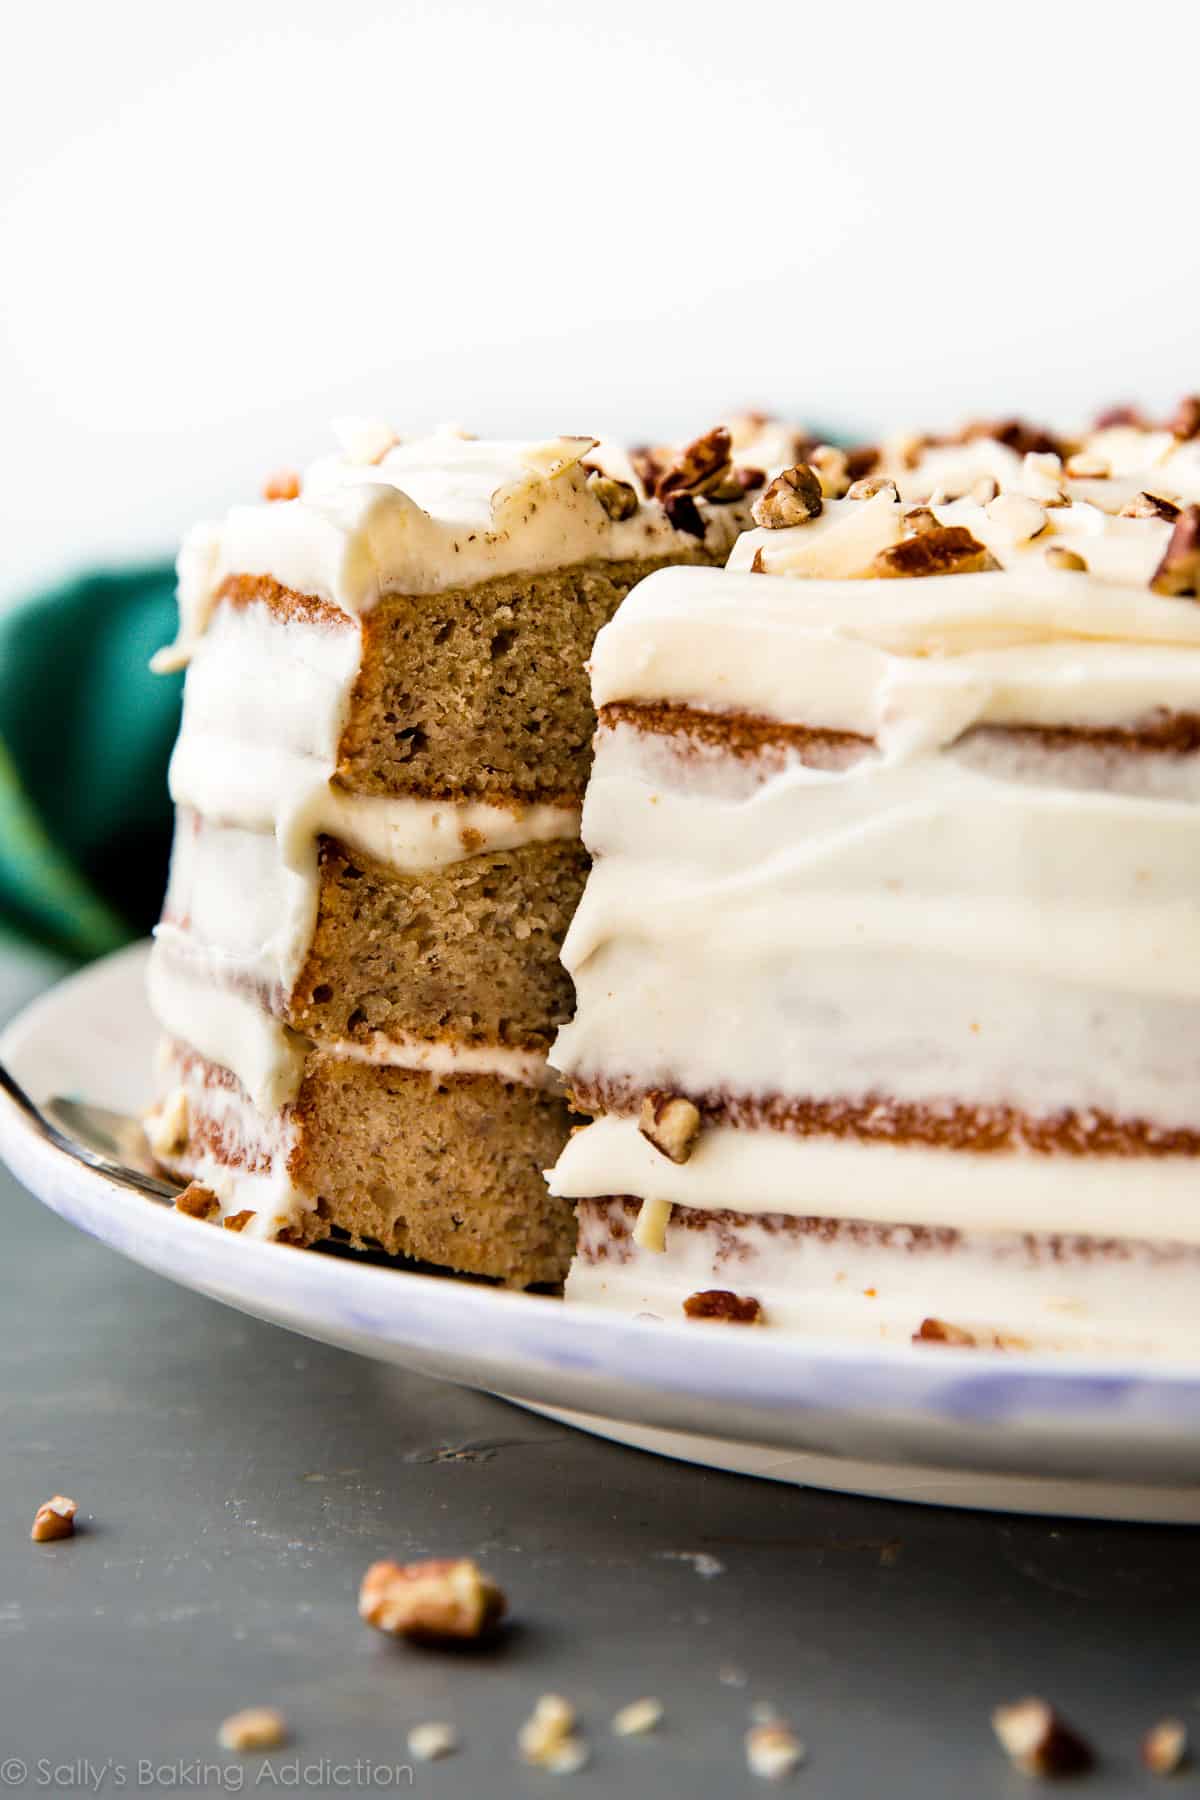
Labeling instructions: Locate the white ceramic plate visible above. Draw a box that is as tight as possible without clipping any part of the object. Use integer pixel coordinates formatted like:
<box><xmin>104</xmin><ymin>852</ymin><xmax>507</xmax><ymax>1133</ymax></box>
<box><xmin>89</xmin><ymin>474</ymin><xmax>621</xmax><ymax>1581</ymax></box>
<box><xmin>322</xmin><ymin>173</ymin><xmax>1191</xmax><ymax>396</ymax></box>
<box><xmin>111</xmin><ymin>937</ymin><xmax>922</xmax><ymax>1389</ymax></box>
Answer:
<box><xmin>5</xmin><ymin>943</ymin><xmax>1200</xmax><ymax>1522</ymax></box>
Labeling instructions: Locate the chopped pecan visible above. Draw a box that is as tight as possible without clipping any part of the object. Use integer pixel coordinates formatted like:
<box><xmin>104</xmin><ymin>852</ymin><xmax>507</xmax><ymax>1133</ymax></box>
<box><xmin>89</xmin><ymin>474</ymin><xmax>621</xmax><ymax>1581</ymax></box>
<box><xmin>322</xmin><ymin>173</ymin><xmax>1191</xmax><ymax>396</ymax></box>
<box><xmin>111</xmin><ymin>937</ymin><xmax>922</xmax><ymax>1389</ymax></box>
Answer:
<box><xmin>745</xmin><ymin>1722</ymin><xmax>806</xmax><ymax>1780</ymax></box>
<box><xmin>262</xmin><ymin>469</ymin><xmax>301</xmax><ymax>503</ymax></box>
<box><xmin>1120</xmin><ymin>491</ymin><xmax>1181</xmax><ymax>522</ymax></box>
<box><xmin>656</xmin><ymin>427</ymin><xmax>733</xmax><ymax>501</ymax></box>
<box><xmin>663</xmin><ymin>492</ymin><xmax>706</xmax><ymax>538</ymax></box>
<box><xmin>585</xmin><ymin>469</ymin><xmax>639</xmax><ymax>521</ymax></box>
<box><xmin>808</xmin><ymin>444</ymin><xmax>850</xmax><ymax>498</ymax></box>
<box><xmin>965</xmin><ymin>418</ymin><xmax>1063</xmax><ymax>458</ymax></box>
<box><xmin>223</xmin><ymin>1210</ymin><xmax>256</xmax><ymax>1233</ymax></box>
<box><xmin>358</xmin><ymin>1557</ymin><xmax>506</xmax><ymax>1642</ymax></box>
<box><xmin>638</xmin><ymin>1092</ymin><xmax>702</xmax><ymax>1163</ymax></box>
<box><xmin>31</xmin><ymin>1495</ymin><xmax>78</xmax><ymax>1542</ymax></box>
<box><xmin>683</xmin><ymin>1291</ymin><xmax>763</xmax><ymax>1325</ymax></box>
<box><xmin>1150</xmin><ymin>505</ymin><xmax>1200</xmax><ymax>597</ymax></box>
<box><xmin>1093</xmin><ymin>403</ymin><xmax>1146</xmax><ymax>430</ymax></box>
<box><xmin>1167</xmin><ymin>395</ymin><xmax>1200</xmax><ymax>441</ymax></box>
<box><xmin>706</xmin><ymin>464</ymin><xmax>766</xmax><ymax>503</ymax></box>
<box><xmin>902</xmin><ymin>506</ymin><xmax>939</xmax><ymax>537</ymax></box>
<box><xmin>869</xmin><ymin>526</ymin><xmax>997</xmax><ymax>579</ymax></box>
<box><xmin>991</xmin><ymin>1698</ymin><xmax>1093</xmax><ymax>1777</ymax></box>
<box><xmin>1142</xmin><ymin>1718</ymin><xmax>1188</xmax><ymax>1776</ymax></box>
<box><xmin>629</xmin><ymin>445</ymin><xmax>666</xmax><ymax>497</ymax></box>
<box><xmin>845</xmin><ymin>443</ymin><xmax>881</xmax><ymax>480</ymax></box>
<box><xmin>175</xmin><ymin>1182</ymin><xmax>220</xmax><ymax>1221</ymax></box>
<box><xmin>751</xmin><ymin>463</ymin><xmax>823</xmax><ymax>528</ymax></box>
<box><xmin>846</xmin><ymin>475</ymin><xmax>899</xmax><ymax>502</ymax></box>
<box><xmin>914</xmin><ymin>1318</ymin><xmax>976</xmax><ymax>1346</ymax></box>
<box><xmin>218</xmin><ymin>1707</ymin><xmax>288</xmax><ymax>1753</ymax></box>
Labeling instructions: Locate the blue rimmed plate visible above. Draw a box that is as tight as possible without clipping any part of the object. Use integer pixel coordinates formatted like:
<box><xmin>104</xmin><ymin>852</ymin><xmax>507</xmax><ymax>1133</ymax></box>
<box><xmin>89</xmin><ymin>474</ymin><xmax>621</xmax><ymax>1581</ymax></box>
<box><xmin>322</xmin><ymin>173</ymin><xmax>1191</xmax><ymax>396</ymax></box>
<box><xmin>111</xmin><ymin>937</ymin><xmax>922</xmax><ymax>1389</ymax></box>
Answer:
<box><xmin>4</xmin><ymin>943</ymin><xmax>1200</xmax><ymax>1522</ymax></box>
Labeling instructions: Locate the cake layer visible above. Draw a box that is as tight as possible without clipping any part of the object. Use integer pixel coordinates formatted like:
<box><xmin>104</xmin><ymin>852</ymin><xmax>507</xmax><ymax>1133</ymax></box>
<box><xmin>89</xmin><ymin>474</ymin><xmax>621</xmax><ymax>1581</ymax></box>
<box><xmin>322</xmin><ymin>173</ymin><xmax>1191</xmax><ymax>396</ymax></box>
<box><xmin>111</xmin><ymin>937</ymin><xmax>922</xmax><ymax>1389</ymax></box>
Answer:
<box><xmin>291</xmin><ymin>834</ymin><xmax>589</xmax><ymax>1051</ymax></box>
<box><xmin>568</xmin><ymin>1198</ymin><xmax>1200</xmax><ymax>1357</ymax></box>
<box><xmin>553</xmin><ymin>712</ymin><xmax>1200</xmax><ymax>1128</ymax></box>
<box><xmin>153</xmin><ymin>1043</ymin><xmax>575</xmax><ymax>1285</ymax></box>
<box><xmin>335</xmin><ymin>555</ymin><xmax>719</xmax><ymax>804</ymax></box>
<box><xmin>549</xmin><ymin>1114</ymin><xmax>1200</xmax><ymax>1246</ymax></box>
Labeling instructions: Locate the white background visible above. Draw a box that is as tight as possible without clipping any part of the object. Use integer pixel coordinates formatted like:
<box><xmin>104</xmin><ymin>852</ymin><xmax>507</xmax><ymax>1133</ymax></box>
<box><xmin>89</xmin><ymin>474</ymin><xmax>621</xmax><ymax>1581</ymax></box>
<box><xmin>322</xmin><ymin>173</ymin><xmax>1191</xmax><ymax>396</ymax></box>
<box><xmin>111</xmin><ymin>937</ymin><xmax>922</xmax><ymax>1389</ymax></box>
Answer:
<box><xmin>2</xmin><ymin>0</ymin><xmax>1197</xmax><ymax>599</ymax></box>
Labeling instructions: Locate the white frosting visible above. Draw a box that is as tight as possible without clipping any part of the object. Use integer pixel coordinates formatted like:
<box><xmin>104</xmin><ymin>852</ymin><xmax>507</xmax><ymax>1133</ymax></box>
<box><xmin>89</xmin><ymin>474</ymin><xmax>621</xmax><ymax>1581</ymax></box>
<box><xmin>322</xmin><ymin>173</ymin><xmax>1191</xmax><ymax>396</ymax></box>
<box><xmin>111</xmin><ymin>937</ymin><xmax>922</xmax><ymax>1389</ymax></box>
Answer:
<box><xmin>879</xmin><ymin>424</ymin><xmax>1200</xmax><ymax>513</ymax></box>
<box><xmin>551</xmin><ymin>1113</ymin><xmax>1200</xmax><ymax>1245</ymax></box>
<box><xmin>159</xmin><ymin>428</ymin><xmax>747</xmax><ymax>668</ymax></box>
<box><xmin>568</xmin><ymin>1199</ymin><xmax>1200</xmax><ymax>1357</ymax></box>
<box><xmin>149</xmin><ymin>952</ymin><xmax>308</xmax><ymax>1113</ymax></box>
<box><xmin>329</xmin><ymin>1032</ymin><xmax>559</xmax><ymax>1090</ymax></box>
<box><xmin>149</xmin><ymin>589</ymin><xmax>580</xmax><ymax>1112</ymax></box>
<box><xmin>552</xmin><ymin>482</ymin><xmax>1200</xmax><ymax>1338</ymax></box>
<box><xmin>153</xmin><ymin>1044</ymin><xmax>310</xmax><ymax>1240</ymax></box>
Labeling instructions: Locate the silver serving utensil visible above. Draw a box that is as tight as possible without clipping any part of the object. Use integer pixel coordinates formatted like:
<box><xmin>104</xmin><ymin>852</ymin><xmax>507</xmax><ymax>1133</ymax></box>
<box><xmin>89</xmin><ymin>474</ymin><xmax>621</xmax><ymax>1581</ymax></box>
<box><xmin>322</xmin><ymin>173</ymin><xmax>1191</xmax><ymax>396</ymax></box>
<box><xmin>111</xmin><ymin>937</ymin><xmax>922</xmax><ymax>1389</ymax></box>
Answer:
<box><xmin>0</xmin><ymin>1059</ymin><xmax>182</xmax><ymax>1204</ymax></box>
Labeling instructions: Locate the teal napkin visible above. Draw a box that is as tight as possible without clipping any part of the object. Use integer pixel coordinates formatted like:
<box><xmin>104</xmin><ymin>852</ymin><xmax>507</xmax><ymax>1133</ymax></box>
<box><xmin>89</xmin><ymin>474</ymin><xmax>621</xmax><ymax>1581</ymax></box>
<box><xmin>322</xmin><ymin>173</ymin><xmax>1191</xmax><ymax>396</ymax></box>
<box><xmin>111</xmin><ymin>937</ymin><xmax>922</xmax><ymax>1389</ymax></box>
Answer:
<box><xmin>0</xmin><ymin>565</ymin><xmax>181</xmax><ymax>961</ymax></box>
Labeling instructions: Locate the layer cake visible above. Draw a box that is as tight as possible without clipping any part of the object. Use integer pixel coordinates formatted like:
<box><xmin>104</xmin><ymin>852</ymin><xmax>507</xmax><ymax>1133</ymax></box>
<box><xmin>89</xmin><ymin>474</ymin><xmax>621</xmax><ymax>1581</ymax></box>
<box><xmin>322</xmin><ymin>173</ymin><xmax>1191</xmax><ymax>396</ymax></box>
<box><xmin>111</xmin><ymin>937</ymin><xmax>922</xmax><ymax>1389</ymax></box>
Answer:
<box><xmin>550</xmin><ymin>424</ymin><xmax>1200</xmax><ymax>1352</ymax></box>
<box><xmin>146</xmin><ymin>422</ymin><xmax>758</xmax><ymax>1282</ymax></box>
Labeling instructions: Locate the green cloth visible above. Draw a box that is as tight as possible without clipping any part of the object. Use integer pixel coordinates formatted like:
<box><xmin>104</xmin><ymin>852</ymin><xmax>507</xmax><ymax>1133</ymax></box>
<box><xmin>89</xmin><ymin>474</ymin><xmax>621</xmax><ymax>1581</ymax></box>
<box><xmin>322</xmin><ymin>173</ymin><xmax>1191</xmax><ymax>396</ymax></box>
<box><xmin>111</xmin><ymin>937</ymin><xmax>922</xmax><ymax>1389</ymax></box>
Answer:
<box><xmin>0</xmin><ymin>565</ymin><xmax>181</xmax><ymax>960</ymax></box>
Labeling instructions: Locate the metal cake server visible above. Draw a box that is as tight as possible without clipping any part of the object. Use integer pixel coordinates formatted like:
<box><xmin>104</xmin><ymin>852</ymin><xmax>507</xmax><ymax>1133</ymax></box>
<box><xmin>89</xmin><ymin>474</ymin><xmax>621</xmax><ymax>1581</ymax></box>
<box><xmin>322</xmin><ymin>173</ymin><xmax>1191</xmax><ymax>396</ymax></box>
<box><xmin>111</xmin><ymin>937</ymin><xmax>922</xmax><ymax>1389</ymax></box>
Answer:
<box><xmin>0</xmin><ymin>1059</ymin><xmax>182</xmax><ymax>1204</ymax></box>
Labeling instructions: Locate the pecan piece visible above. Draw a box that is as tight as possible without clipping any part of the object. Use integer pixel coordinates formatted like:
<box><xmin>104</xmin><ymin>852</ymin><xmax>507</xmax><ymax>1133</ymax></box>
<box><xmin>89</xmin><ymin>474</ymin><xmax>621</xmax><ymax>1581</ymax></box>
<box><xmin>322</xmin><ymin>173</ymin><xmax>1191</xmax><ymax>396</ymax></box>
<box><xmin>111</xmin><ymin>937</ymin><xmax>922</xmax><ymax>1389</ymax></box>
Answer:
<box><xmin>1150</xmin><ymin>505</ymin><xmax>1200</xmax><ymax>597</ymax></box>
<box><xmin>751</xmin><ymin>463</ymin><xmax>824</xmax><ymax>529</ymax></box>
<box><xmin>358</xmin><ymin>1556</ymin><xmax>506</xmax><ymax>1642</ymax></box>
<box><xmin>1143</xmin><ymin>1718</ymin><xmax>1188</xmax><ymax>1776</ymax></box>
<box><xmin>638</xmin><ymin>1091</ymin><xmax>702</xmax><ymax>1163</ymax></box>
<box><xmin>914</xmin><ymin>1318</ymin><xmax>976</xmax><ymax>1347</ymax></box>
<box><xmin>869</xmin><ymin>526</ymin><xmax>997</xmax><ymax>579</ymax></box>
<box><xmin>991</xmin><ymin>1698</ymin><xmax>1093</xmax><ymax>1777</ymax></box>
<box><xmin>218</xmin><ymin>1707</ymin><xmax>288</xmax><ymax>1753</ymax></box>
<box><xmin>262</xmin><ymin>468</ymin><xmax>301</xmax><ymax>503</ymax></box>
<box><xmin>902</xmin><ymin>506</ymin><xmax>940</xmax><ymax>537</ymax></box>
<box><xmin>808</xmin><ymin>444</ymin><xmax>850</xmax><ymax>498</ymax></box>
<box><xmin>663</xmin><ymin>491</ymin><xmax>705</xmax><ymax>538</ymax></box>
<box><xmin>31</xmin><ymin>1495</ymin><xmax>78</xmax><ymax>1542</ymax></box>
<box><xmin>846</xmin><ymin>475</ymin><xmax>899</xmax><ymax>502</ymax></box>
<box><xmin>1120</xmin><ymin>491</ymin><xmax>1181</xmax><ymax>522</ymax></box>
<box><xmin>1167</xmin><ymin>394</ymin><xmax>1200</xmax><ymax>441</ymax></box>
<box><xmin>684</xmin><ymin>1291</ymin><xmax>764</xmax><ymax>1325</ymax></box>
<box><xmin>586</xmin><ymin>469</ymin><xmax>639</xmax><ymax>521</ymax></box>
<box><xmin>175</xmin><ymin>1182</ymin><xmax>220</xmax><ymax>1221</ymax></box>
<box><xmin>656</xmin><ymin>426</ymin><xmax>732</xmax><ymax>501</ymax></box>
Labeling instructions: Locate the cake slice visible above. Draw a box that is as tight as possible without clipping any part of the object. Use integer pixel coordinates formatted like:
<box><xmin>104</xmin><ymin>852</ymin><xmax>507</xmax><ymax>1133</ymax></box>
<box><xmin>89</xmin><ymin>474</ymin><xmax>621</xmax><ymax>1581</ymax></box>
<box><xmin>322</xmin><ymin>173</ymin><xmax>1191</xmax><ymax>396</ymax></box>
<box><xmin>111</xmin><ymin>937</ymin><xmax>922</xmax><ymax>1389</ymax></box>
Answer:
<box><xmin>549</xmin><ymin>445</ymin><xmax>1200</xmax><ymax>1352</ymax></box>
<box><xmin>146</xmin><ymin>422</ymin><xmax>759</xmax><ymax>1283</ymax></box>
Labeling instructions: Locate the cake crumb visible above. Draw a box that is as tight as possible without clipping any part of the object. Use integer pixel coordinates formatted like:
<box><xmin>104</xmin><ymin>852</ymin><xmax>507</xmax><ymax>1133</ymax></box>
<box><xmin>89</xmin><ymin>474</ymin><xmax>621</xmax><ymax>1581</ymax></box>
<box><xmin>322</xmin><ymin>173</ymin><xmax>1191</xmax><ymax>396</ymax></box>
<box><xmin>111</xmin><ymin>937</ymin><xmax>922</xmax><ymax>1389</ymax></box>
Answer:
<box><xmin>407</xmin><ymin>1721</ymin><xmax>458</xmax><ymax>1762</ymax></box>
<box><xmin>30</xmin><ymin>1495</ymin><xmax>77</xmax><ymax>1543</ymax></box>
<box><xmin>218</xmin><ymin>1707</ymin><xmax>288</xmax><ymax>1753</ymax></box>
<box><xmin>1143</xmin><ymin>1718</ymin><xmax>1188</xmax><ymax>1775</ymax></box>
<box><xmin>991</xmin><ymin>1697</ymin><xmax>1093</xmax><ymax>1776</ymax></box>
<box><xmin>745</xmin><ymin>1720</ymin><xmax>806</xmax><ymax>1780</ymax></box>
<box><xmin>358</xmin><ymin>1556</ymin><xmax>506</xmax><ymax>1641</ymax></box>
<box><xmin>612</xmin><ymin>1697</ymin><xmax>663</xmax><ymax>1736</ymax></box>
<box><xmin>146</xmin><ymin>1087</ymin><xmax>189</xmax><ymax>1160</ymax></box>
<box><xmin>519</xmin><ymin>1694</ymin><xmax>587</xmax><ymax>1770</ymax></box>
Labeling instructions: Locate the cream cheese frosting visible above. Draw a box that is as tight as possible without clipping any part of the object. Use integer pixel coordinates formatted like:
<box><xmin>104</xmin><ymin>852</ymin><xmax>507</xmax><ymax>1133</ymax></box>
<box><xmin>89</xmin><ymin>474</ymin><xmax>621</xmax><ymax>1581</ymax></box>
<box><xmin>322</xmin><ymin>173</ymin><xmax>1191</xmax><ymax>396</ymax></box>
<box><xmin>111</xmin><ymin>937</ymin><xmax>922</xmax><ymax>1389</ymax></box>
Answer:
<box><xmin>156</xmin><ymin>426</ymin><xmax>749</xmax><ymax>670</ymax></box>
<box><xmin>551</xmin><ymin>466</ymin><xmax>1200</xmax><ymax>1351</ymax></box>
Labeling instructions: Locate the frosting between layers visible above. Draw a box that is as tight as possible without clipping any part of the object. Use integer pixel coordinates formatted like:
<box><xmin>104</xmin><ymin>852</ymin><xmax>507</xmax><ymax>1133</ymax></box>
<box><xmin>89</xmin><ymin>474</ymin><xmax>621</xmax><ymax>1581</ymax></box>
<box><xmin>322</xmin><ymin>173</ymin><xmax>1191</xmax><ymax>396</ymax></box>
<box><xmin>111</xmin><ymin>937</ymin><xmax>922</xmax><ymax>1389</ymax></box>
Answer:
<box><xmin>568</xmin><ymin>1198</ymin><xmax>1200</xmax><ymax>1355</ymax></box>
<box><xmin>549</xmin><ymin>1113</ymin><xmax>1200</xmax><ymax>1246</ymax></box>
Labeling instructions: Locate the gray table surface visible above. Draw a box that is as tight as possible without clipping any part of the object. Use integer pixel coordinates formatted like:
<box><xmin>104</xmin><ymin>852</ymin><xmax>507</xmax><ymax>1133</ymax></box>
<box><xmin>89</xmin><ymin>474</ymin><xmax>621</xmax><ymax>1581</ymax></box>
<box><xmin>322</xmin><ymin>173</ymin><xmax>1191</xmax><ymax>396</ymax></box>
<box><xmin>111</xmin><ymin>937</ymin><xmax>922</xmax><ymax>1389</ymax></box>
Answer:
<box><xmin>2</xmin><ymin>1132</ymin><xmax>1197</xmax><ymax>1797</ymax></box>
